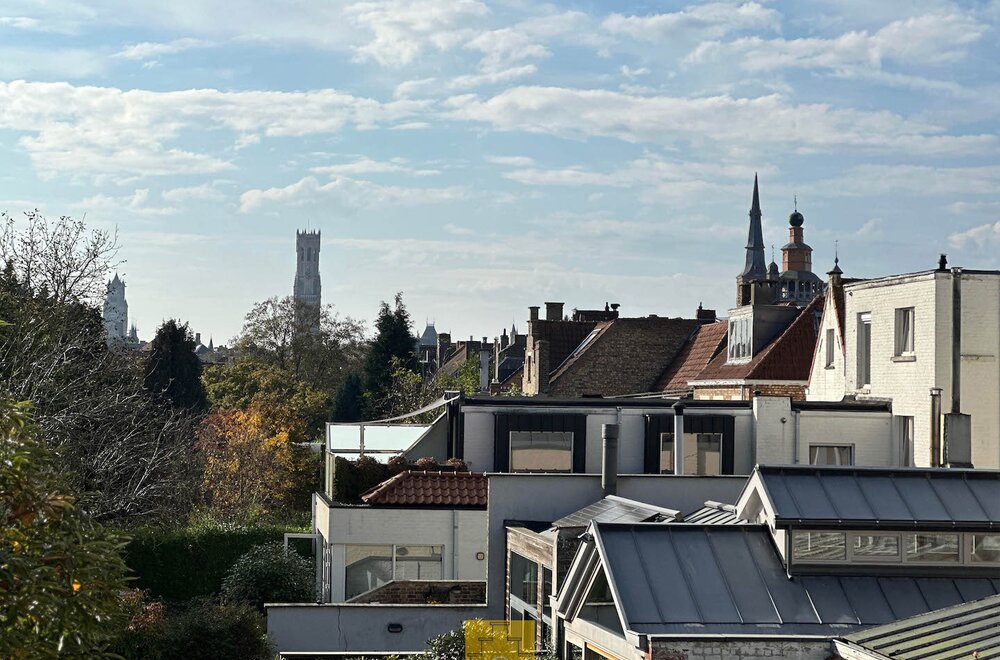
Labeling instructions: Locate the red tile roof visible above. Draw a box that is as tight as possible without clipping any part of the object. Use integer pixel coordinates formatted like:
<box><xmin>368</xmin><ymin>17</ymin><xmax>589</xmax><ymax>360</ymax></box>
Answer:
<box><xmin>360</xmin><ymin>471</ymin><xmax>488</xmax><ymax>508</ymax></box>
<box><xmin>656</xmin><ymin>322</ymin><xmax>729</xmax><ymax>393</ymax></box>
<box><xmin>692</xmin><ymin>296</ymin><xmax>825</xmax><ymax>383</ymax></box>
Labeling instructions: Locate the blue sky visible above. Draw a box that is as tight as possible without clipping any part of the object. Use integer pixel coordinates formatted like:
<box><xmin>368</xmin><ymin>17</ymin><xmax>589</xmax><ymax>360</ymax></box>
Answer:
<box><xmin>1</xmin><ymin>1</ymin><xmax>998</xmax><ymax>343</ymax></box>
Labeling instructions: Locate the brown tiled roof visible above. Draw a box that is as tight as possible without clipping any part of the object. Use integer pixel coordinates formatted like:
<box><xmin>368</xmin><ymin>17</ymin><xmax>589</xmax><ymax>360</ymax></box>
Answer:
<box><xmin>361</xmin><ymin>471</ymin><xmax>487</xmax><ymax>507</ymax></box>
<box><xmin>548</xmin><ymin>317</ymin><xmax>701</xmax><ymax>397</ymax></box>
<box><xmin>438</xmin><ymin>341</ymin><xmax>478</xmax><ymax>378</ymax></box>
<box><xmin>531</xmin><ymin>319</ymin><xmax>598</xmax><ymax>372</ymax></box>
<box><xmin>656</xmin><ymin>321</ymin><xmax>729</xmax><ymax>393</ymax></box>
<box><xmin>692</xmin><ymin>296</ymin><xmax>825</xmax><ymax>383</ymax></box>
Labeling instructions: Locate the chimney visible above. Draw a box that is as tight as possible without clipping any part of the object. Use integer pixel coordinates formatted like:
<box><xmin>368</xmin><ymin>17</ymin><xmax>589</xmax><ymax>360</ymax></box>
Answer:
<box><xmin>601</xmin><ymin>423</ymin><xmax>619</xmax><ymax>497</ymax></box>
<box><xmin>529</xmin><ymin>306</ymin><xmax>540</xmax><ymax>322</ymax></box>
<box><xmin>536</xmin><ymin>339</ymin><xmax>550</xmax><ymax>394</ymax></box>
<box><xmin>943</xmin><ymin>267</ymin><xmax>973</xmax><ymax>467</ymax></box>
<box><xmin>695</xmin><ymin>303</ymin><xmax>717</xmax><ymax>324</ymax></box>
<box><xmin>937</xmin><ymin>254</ymin><xmax>948</xmax><ymax>271</ymax></box>
<box><xmin>500</xmin><ymin>328</ymin><xmax>509</xmax><ymax>350</ymax></box>
<box><xmin>672</xmin><ymin>401</ymin><xmax>685</xmax><ymax>475</ymax></box>
<box><xmin>610</xmin><ymin>303</ymin><xmax>620</xmax><ymax>318</ymax></box>
<box><xmin>545</xmin><ymin>302</ymin><xmax>564</xmax><ymax>321</ymax></box>
<box><xmin>195</xmin><ymin>332</ymin><xmax>201</xmax><ymax>345</ymax></box>
<box><xmin>479</xmin><ymin>338</ymin><xmax>491</xmax><ymax>393</ymax></box>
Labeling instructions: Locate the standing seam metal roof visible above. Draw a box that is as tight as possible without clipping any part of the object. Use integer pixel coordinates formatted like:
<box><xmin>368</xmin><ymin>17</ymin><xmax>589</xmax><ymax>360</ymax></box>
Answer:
<box><xmin>551</xmin><ymin>495</ymin><xmax>680</xmax><ymax>529</ymax></box>
<box><xmin>591</xmin><ymin>523</ymin><xmax>1000</xmax><ymax>637</ymax></box>
<box><xmin>840</xmin><ymin>593</ymin><xmax>1000</xmax><ymax>660</ymax></box>
<box><xmin>754</xmin><ymin>466</ymin><xmax>1000</xmax><ymax>528</ymax></box>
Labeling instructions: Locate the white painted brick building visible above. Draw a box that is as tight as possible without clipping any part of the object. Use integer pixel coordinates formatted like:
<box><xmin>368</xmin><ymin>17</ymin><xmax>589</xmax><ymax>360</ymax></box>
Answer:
<box><xmin>807</xmin><ymin>267</ymin><xmax>1000</xmax><ymax>469</ymax></box>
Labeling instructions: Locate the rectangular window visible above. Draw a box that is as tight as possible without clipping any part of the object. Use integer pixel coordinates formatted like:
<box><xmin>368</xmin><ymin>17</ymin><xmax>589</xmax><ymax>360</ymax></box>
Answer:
<box><xmin>971</xmin><ymin>534</ymin><xmax>1000</xmax><ymax>563</ymax></box>
<box><xmin>858</xmin><ymin>313</ymin><xmax>872</xmax><ymax>387</ymax></box>
<box><xmin>825</xmin><ymin>328</ymin><xmax>835</xmax><ymax>367</ymax></box>
<box><xmin>542</xmin><ymin>567</ymin><xmax>553</xmax><ymax>616</ymax></box>
<box><xmin>895</xmin><ymin>307</ymin><xmax>915</xmax><ymax>355</ymax></box>
<box><xmin>393</xmin><ymin>545</ymin><xmax>443</xmax><ymax>581</ymax></box>
<box><xmin>905</xmin><ymin>533</ymin><xmax>960</xmax><ymax>563</ymax></box>
<box><xmin>660</xmin><ymin>432</ymin><xmax>722</xmax><ymax>475</ymax></box>
<box><xmin>853</xmin><ymin>534</ymin><xmax>900</xmax><ymax>560</ymax></box>
<box><xmin>510</xmin><ymin>431</ymin><xmax>573</xmax><ymax>472</ymax></box>
<box><xmin>344</xmin><ymin>545</ymin><xmax>393</xmax><ymax>600</ymax></box>
<box><xmin>510</xmin><ymin>552</ymin><xmax>538</xmax><ymax>607</ymax></box>
<box><xmin>792</xmin><ymin>531</ymin><xmax>846</xmax><ymax>561</ymax></box>
<box><xmin>809</xmin><ymin>445</ymin><xmax>854</xmax><ymax>466</ymax></box>
<box><xmin>896</xmin><ymin>416</ymin><xmax>914</xmax><ymax>467</ymax></box>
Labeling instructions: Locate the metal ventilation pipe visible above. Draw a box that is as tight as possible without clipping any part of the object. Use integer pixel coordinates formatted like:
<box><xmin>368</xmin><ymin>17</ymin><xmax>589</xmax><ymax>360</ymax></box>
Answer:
<box><xmin>601</xmin><ymin>423</ymin><xmax>619</xmax><ymax>497</ymax></box>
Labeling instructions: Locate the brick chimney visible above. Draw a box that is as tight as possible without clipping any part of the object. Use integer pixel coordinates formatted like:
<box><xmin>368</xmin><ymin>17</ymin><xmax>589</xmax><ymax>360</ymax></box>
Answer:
<box><xmin>545</xmin><ymin>302</ymin><xmax>564</xmax><ymax>321</ymax></box>
<box><xmin>536</xmin><ymin>339</ymin><xmax>550</xmax><ymax>394</ymax></box>
<box><xmin>529</xmin><ymin>306</ymin><xmax>540</xmax><ymax>322</ymax></box>
<box><xmin>695</xmin><ymin>303</ymin><xmax>716</xmax><ymax>324</ymax></box>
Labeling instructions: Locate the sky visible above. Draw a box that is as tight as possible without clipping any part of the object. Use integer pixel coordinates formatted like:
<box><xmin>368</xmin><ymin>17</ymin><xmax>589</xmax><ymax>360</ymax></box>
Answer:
<box><xmin>1</xmin><ymin>1</ymin><xmax>999</xmax><ymax>344</ymax></box>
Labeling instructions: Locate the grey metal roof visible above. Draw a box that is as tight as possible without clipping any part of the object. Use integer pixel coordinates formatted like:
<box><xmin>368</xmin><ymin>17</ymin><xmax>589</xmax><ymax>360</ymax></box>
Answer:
<box><xmin>684</xmin><ymin>501</ymin><xmax>746</xmax><ymax>525</ymax></box>
<box><xmin>592</xmin><ymin>523</ymin><xmax>1000</xmax><ymax>637</ymax></box>
<box><xmin>838</xmin><ymin>593</ymin><xmax>1000</xmax><ymax>660</ymax></box>
<box><xmin>754</xmin><ymin>465</ymin><xmax>1000</xmax><ymax>529</ymax></box>
<box><xmin>552</xmin><ymin>495</ymin><xmax>679</xmax><ymax>529</ymax></box>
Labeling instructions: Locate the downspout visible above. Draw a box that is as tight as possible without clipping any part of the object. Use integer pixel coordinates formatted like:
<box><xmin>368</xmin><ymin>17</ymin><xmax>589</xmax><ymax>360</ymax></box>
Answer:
<box><xmin>792</xmin><ymin>409</ymin><xmax>800</xmax><ymax>464</ymax></box>
<box><xmin>672</xmin><ymin>401</ymin><xmax>685</xmax><ymax>475</ymax></box>
<box><xmin>930</xmin><ymin>387</ymin><xmax>942</xmax><ymax>467</ymax></box>
<box><xmin>452</xmin><ymin>509</ymin><xmax>459</xmax><ymax>579</ymax></box>
<box><xmin>952</xmin><ymin>268</ymin><xmax>962</xmax><ymax>415</ymax></box>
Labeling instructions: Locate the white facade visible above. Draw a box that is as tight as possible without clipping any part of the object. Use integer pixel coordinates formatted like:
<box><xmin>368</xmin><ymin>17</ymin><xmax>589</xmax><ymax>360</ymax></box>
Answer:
<box><xmin>102</xmin><ymin>274</ymin><xmax>128</xmax><ymax>340</ymax></box>
<box><xmin>807</xmin><ymin>270</ymin><xmax>1000</xmax><ymax>469</ymax></box>
<box><xmin>314</xmin><ymin>494</ymin><xmax>487</xmax><ymax>603</ymax></box>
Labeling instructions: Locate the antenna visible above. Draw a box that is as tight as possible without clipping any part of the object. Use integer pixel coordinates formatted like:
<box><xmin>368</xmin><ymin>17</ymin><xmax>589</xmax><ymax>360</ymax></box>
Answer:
<box><xmin>834</xmin><ymin>240</ymin><xmax>839</xmax><ymax>265</ymax></box>
<box><xmin>793</xmin><ymin>194</ymin><xmax>798</xmax><ymax>211</ymax></box>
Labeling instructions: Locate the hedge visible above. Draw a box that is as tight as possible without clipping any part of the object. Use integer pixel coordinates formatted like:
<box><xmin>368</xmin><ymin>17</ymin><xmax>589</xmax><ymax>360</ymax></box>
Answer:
<box><xmin>124</xmin><ymin>524</ymin><xmax>312</xmax><ymax>603</ymax></box>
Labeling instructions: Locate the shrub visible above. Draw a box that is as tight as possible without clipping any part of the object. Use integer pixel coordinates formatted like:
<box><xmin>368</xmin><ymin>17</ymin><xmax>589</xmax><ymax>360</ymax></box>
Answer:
<box><xmin>221</xmin><ymin>541</ymin><xmax>314</xmax><ymax>610</ymax></box>
<box><xmin>124</xmin><ymin>522</ymin><xmax>310</xmax><ymax>602</ymax></box>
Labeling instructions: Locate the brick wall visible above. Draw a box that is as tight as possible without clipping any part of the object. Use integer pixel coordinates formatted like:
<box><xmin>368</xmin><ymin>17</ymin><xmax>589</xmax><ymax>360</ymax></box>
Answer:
<box><xmin>349</xmin><ymin>580</ymin><xmax>486</xmax><ymax>605</ymax></box>
<box><xmin>693</xmin><ymin>383</ymin><xmax>806</xmax><ymax>401</ymax></box>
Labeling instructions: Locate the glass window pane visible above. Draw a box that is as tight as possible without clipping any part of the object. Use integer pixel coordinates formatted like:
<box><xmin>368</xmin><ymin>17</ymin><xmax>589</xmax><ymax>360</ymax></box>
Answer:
<box><xmin>510</xmin><ymin>431</ymin><xmax>572</xmax><ymax>472</ymax></box>
<box><xmin>510</xmin><ymin>552</ymin><xmax>538</xmax><ymax>606</ymax></box>
<box><xmin>659</xmin><ymin>432</ymin><xmax>674</xmax><ymax>474</ymax></box>
<box><xmin>542</xmin><ymin>567</ymin><xmax>553</xmax><ymax>615</ymax></box>
<box><xmin>809</xmin><ymin>445</ymin><xmax>853</xmax><ymax>466</ymax></box>
<box><xmin>971</xmin><ymin>534</ymin><xmax>1000</xmax><ymax>563</ymax></box>
<box><xmin>792</xmin><ymin>531</ymin><xmax>846</xmax><ymax>561</ymax></box>
<box><xmin>345</xmin><ymin>545</ymin><xmax>393</xmax><ymax>599</ymax></box>
<box><xmin>696</xmin><ymin>433</ymin><xmax>721</xmax><ymax>475</ymax></box>
<box><xmin>905</xmin><ymin>534</ymin><xmax>959</xmax><ymax>562</ymax></box>
<box><xmin>394</xmin><ymin>545</ymin><xmax>442</xmax><ymax>581</ymax></box>
<box><xmin>853</xmin><ymin>534</ymin><xmax>900</xmax><ymax>559</ymax></box>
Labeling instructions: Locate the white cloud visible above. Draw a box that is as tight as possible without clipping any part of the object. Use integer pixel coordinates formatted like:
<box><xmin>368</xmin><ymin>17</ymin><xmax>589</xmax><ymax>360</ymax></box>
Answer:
<box><xmin>239</xmin><ymin>175</ymin><xmax>469</xmax><ymax>212</ymax></box>
<box><xmin>310</xmin><ymin>157</ymin><xmax>440</xmax><ymax>176</ymax></box>
<box><xmin>855</xmin><ymin>218</ymin><xmax>884</xmax><ymax>237</ymax></box>
<box><xmin>0</xmin><ymin>16</ymin><xmax>42</xmax><ymax>30</ymax></box>
<box><xmin>0</xmin><ymin>47</ymin><xmax>105</xmax><ymax>79</ymax></box>
<box><xmin>115</xmin><ymin>37</ymin><xmax>214</xmax><ymax>61</ymax></box>
<box><xmin>0</xmin><ymin>81</ymin><xmax>427</xmax><ymax>179</ymax></box>
<box><xmin>161</xmin><ymin>182</ymin><xmax>227</xmax><ymax>202</ymax></box>
<box><xmin>620</xmin><ymin>65</ymin><xmax>650</xmax><ymax>79</ymax></box>
<box><xmin>603</xmin><ymin>2</ymin><xmax>780</xmax><ymax>41</ymax></box>
<box><xmin>949</xmin><ymin>222</ymin><xmax>1000</xmax><ymax>250</ymax></box>
<box><xmin>444</xmin><ymin>222</ymin><xmax>474</xmax><ymax>236</ymax></box>
<box><xmin>484</xmin><ymin>155</ymin><xmax>535</xmax><ymax>167</ymax></box>
<box><xmin>685</xmin><ymin>13</ymin><xmax>986</xmax><ymax>72</ymax></box>
<box><xmin>813</xmin><ymin>165</ymin><xmax>1000</xmax><ymax>196</ymax></box>
<box><xmin>77</xmin><ymin>188</ymin><xmax>176</xmax><ymax>215</ymax></box>
<box><xmin>445</xmin><ymin>86</ymin><xmax>996</xmax><ymax>156</ymax></box>
<box><xmin>346</xmin><ymin>0</ymin><xmax>489</xmax><ymax>67</ymax></box>
<box><xmin>448</xmin><ymin>64</ymin><xmax>537</xmax><ymax>90</ymax></box>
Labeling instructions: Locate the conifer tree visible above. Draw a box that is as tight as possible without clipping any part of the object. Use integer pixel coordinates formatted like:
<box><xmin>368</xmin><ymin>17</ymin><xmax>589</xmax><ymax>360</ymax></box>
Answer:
<box><xmin>361</xmin><ymin>293</ymin><xmax>419</xmax><ymax>417</ymax></box>
<box><xmin>331</xmin><ymin>371</ymin><xmax>364</xmax><ymax>422</ymax></box>
<box><xmin>144</xmin><ymin>319</ymin><xmax>208</xmax><ymax>412</ymax></box>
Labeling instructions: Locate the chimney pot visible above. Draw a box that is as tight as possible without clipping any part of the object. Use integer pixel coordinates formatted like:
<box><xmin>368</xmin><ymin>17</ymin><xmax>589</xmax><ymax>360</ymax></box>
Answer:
<box><xmin>938</xmin><ymin>254</ymin><xmax>948</xmax><ymax>271</ymax></box>
<box><xmin>544</xmin><ymin>302</ymin><xmax>564</xmax><ymax>321</ymax></box>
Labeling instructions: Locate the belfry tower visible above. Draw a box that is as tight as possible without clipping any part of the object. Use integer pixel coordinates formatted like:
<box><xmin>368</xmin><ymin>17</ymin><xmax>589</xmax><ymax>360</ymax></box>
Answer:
<box><xmin>102</xmin><ymin>274</ymin><xmax>128</xmax><ymax>342</ymax></box>
<box><xmin>294</xmin><ymin>230</ymin><xmax>321</xmax><ymax>307</ymax></box>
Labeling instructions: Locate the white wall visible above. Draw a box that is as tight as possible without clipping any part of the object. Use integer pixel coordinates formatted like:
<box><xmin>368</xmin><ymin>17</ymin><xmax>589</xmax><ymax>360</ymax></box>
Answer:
<box><xmin>806</xmin><ymin>293</ymin><xmax>847</xmax><ymax>401</ymax></box>
<box><xmin>798</xmin><ymin>410</ymin><xmax>893</xmax><ymax>466</ymax></box>
<box><xmin>318</xmin><ymin>501</ymin><xmax>487</xmax><ymax>602</ymax></box>
<box><xmin>463</xmin><ymin>410</ymin><xmax>495</xmax><ymax>472</ymax></box>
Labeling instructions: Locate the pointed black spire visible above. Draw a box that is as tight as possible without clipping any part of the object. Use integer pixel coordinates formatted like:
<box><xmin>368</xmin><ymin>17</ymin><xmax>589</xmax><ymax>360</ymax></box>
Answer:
<box><xmin>739</xmin><ymin>173</ymin><xmax>767</xmax><ymax>281</ymax></box>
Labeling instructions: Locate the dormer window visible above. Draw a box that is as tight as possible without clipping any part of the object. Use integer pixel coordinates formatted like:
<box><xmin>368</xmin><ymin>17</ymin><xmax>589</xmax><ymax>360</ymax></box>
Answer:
<box><xmin>727</xmin><ymin>315</ymin><xmax>752</xmax><ymax>362</ymax></box>
<box><xmin>791</xmin><ymin>530</ymin><xmax>996</xmax><ymax>568</ymax></box>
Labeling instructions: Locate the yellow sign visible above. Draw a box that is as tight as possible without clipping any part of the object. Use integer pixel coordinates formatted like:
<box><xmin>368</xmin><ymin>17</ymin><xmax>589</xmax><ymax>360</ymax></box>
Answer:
<box><xmin>464</xmin><ymin>620</ymin><xmax>536</xmax><ymax>660</ymax></box>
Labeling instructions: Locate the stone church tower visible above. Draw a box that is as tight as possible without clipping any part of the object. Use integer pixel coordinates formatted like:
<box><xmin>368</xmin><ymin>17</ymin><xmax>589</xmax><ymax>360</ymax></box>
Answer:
<box><xmin>102</xmin><ymin>274</ymin><xmax>128</xmax><ymax>341</ymax></box>
<box><xmin>735</xmin><ymin>174</ymin><xmax>767</xmax><ymax>304</ymax></box>
<box><xmin>294</xmin><ymin>230</ymin><xmax>321</xmax><ymax>330</ymax></box>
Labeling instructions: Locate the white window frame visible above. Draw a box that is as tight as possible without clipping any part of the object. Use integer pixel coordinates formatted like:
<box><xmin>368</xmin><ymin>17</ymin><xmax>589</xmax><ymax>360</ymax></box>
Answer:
<box><xmin>808</xmin><ymin>444</ymin><xmax>854</xmax><ymax>466</ymax></box>
<box><xmin>825</xmin><ymin>328</ymin><xmax>835</xmax><ymax>368</ymax></box>
<box><xmin>896</xmin><ymin>416</ymin><xmax>914</xmax><ymax>467</ymax></box>
<box><xmin>894</xmin><ymin>307</ymin><xmax>915</xmax><ymax>356</ymax></box>
<box><xmin>857</xmin><ymin>312</ymin><xmax>872</xmax><ymax>388</ymax></box>
<box><xmin>790</xmin><ymin>531</ymin><xmax>998</xmax><ymax>567</ymax></box>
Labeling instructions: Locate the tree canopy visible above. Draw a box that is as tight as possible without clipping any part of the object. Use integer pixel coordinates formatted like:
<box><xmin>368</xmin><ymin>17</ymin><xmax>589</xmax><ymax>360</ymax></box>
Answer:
<box><xmin>144</xmin><ymin>319</ymin><xmax>208</xmax><ymax>412</ymax></box>
<box><xmin>363</xmin><ymin>292</ymin><xmax>419</xmax><ymax>417</ymax></box>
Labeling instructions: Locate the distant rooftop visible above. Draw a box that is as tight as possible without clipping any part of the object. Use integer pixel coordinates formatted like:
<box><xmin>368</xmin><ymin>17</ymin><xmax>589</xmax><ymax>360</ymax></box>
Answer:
<box><xmin>551</xmin><ymin>495</ymin><xmax>679</xmax><ymax>529</ymax></box>
<box><xmin>360</xmin><ymin>470</ymin><xmax>487</xmax><ymax>508</ymax></box>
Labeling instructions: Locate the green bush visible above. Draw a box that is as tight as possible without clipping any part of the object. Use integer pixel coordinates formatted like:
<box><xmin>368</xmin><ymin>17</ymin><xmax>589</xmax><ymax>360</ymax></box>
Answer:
<box><xmin>124</xmin><ymin>522</ymin><xmax>310</xmax><ymax>602</ymax></box>
<box><xmin>111</xmin><ymin>597</ymin><xmax>273</xmax><ymax>660</ymax></box>
<box><xmin>221</xmin><ymin>541</ymin><xmax>315</xmax><ymax>609</ymax></box>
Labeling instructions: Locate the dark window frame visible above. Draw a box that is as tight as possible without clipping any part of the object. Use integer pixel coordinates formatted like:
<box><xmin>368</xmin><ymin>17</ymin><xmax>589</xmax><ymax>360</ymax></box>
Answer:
<box><xmin>494</xmin><ymin>413</ymin><xmax>587</xmax><ymax>473</ymax></box>
<box><xmin>644</xmin><ymin>414</ymin><xmax>735</xmax><ymax>474</ymax></box>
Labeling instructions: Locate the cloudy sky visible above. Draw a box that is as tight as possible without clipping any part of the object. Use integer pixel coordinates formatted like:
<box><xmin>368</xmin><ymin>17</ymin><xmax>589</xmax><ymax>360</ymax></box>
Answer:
<box><xmin>2</xmin><ymin>1</ymin><xmax>998</xmax><ymax>343</ymax></box>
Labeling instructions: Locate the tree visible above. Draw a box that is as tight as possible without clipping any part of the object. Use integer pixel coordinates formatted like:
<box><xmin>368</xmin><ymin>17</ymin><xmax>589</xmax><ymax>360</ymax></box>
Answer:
<box><xmin>0</xmin><ymin>265</ymin><xmax>200</xmax><ymax>524</ymax></box>
<box><xmin>144</xmin><ymin>319</ymin><xmax>208</xmax><ymax>412</ymax></box>
<box><xmin>234</xmin><ymin>295</ymin><xmax>367</xmax><ymax>394</ymax></box>
<box><xmin>198</xmin><ymin>407</ymin><xmax>299</xmax><ymax>517</ymax></box>
<box><xmin>363</xmin><ymin>293</ymin><xmax>419</xmax><ymax>417</ymax></box>
<box><xmin>331</xmin><ymin>372</ymin><xmax>363</xmax><ymax>422</ymax></box>
<box><xmin>0</xmin><ymin>210</ymin><xmax>121</xmax><ymax>304</ymax></box>
<box><xmin>0</xmin><ymin>400</ymin><xmax>130</xmax><ymax>658</ymax></box>
<box><xmin>379</xmin><ymin>356</ymin><xmax>481</xmax><ymax>422</ymax></box>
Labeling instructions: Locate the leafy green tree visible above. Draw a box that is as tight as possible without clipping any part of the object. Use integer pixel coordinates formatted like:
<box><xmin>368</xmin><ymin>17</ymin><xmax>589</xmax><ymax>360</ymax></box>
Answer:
<box><xmin>363</xmin><ymin>293</ymin><xmax>419</xmax><ymax>417</ymax></box>
<box><xmin>220</xmin><ymin>542</ymin><xmax>314</xmax><ymax>610</ymax></box>
<box><xmin>0</xmin><ymin>400</ymin><xmax>130</xmax><ymax>659</ymax></box>
<box><xmin>331</xmin><ymin>371</ymin><xmax>364</xmax><ymax>422</ymax></box>
<box><xmin>144</xmin><ymin>319</ymin><xmax>208</xmax><ymax>412</ymax></box>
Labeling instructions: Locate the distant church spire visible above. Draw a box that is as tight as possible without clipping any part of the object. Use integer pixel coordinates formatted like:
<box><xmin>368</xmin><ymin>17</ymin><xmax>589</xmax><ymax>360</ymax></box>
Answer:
<box><xmin>736</xmin><ymin>174</ymin><xmax>768</xmax><ymax>303</ymax></box>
